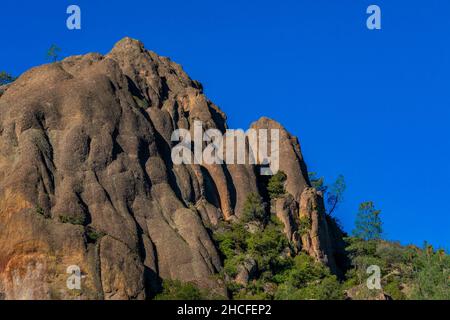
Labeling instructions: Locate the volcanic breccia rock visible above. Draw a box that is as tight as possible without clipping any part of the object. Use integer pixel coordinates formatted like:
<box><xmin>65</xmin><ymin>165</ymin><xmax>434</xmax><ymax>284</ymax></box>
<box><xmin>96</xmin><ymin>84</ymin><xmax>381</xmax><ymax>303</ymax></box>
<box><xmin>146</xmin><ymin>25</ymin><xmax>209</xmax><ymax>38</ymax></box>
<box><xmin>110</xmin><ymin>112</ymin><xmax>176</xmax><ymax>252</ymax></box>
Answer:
<box><xmin>0</xmin><ymin>37</ymin><xmax>346</xmax><ymax>300</ymax></box>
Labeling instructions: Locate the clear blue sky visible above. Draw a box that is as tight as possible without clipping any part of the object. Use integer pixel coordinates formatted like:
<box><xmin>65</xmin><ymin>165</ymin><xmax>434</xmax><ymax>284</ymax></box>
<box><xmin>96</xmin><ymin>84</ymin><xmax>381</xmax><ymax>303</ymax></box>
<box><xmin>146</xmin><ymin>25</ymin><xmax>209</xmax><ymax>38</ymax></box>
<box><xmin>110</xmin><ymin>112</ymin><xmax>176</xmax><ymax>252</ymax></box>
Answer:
<box><xmin>1</xmin><ymin>0</ymin><xmax>449</xmax><ymax>250</ymax></box>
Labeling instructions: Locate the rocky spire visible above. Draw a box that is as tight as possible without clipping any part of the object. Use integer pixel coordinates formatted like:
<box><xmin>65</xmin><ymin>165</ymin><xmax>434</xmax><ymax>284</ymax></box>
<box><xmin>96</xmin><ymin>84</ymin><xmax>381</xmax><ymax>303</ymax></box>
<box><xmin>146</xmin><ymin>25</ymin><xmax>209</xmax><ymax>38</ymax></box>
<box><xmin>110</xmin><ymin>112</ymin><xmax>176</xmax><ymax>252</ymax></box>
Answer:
<box><xmin>0</xmin><ymin>38</ymin><xmax>346</xmax><ymax>299</ymax></box>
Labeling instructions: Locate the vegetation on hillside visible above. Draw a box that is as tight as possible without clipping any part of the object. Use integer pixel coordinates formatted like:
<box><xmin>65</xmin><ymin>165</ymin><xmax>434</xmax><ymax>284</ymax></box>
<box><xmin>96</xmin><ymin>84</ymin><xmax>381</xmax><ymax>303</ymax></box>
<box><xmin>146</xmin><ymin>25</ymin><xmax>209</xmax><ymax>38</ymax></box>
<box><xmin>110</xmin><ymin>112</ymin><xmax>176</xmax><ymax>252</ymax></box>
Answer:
<box><xmin>154</xmin><ymin>172</ymin><xmax>449</xmax><ymax>300</ymax></box>
<box><xmin>154</xmin><ymin>280</ymin><xmax>209</xmax><ymax>300</ymax></box>
<box><xmin>343</xmin><ymin>238</ymin><xmax>449</xmax><ymax>299</ymax></box>
<box><xmin>213</xmin><ymin>194</ymin><xmax>343</xmax><ymax>300</ymax></box>
<box><xmin>267</xmin><ymin>171</ymin><xmax>287</xmax><ymax>200</ymax></box>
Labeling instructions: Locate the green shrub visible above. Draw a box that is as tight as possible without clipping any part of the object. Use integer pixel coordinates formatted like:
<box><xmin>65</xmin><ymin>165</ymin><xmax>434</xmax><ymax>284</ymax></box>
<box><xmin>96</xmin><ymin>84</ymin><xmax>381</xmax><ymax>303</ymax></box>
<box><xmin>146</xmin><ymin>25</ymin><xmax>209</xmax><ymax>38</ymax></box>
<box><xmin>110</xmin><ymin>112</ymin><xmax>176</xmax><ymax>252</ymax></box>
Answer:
<box><xmin>154</xmin><ymin>280</ymin><xmax>206</xmax><ymax>300</ymax></box>
<box><xmin>308</xmin><ymin>172</ymin><xmax>327</xmax><ymax>193</ymax></box>
<box><xmin>214</xmin><ymin>210</ymin><xmax>291</xmax><ymax>299</ymax></box>
<box><xmin>410</xmin><ymin>248</ymin><xmax>450</xmax><ymax>300</ymax></box>
<box><xmin>233</xmin><ymin>279</ymin><xmax>271</xmax><ymax>300</ymax></box>
<box><xmin>274</xmin><ymin>254</ymin><xmax>344</xmax><ymax>300</ymax></box>
<box><xmin>85</xmin><ymin>227</ymin><xmax>106</xmax><ymax>242</ymax></box>
<box><xmin>133</xmin><ymin>95</ymin><xmax>150</xmax><ymax>109</ymax></box>
<box><xmin>344</xmin><ymin>237</ymin><xmax>450</xmax><ymax>300</ymax></box>
<box><xmin>35</xmin><ymin>205</ymin><xmax>50</xmax><ymax>218</ymax></box>
<box><xmin>214</xmin><ymin>222</ymin><xmax>249</xmax><ymax>259</ymax></box>
<box><xmin>384</xmin><ymin>279</ymin><xmax>406</xmax><ymax>300</ymax></box>
<box><xmin>246</xmin><ymin>220</ymin><xmax>289</xmax><ymax>273</ymax></box>
<box><xmin>59</xmin><ymin>214</ymin><xmax>85</xmax><ymax>225</ymax></box>
<box><xmin>242</xmin><ymin>193</ymin><xmax>266</xmax><ymax>223</ymax></box>
<box><xmin>267</xmin><ymin>171</ymin><xmax>287</xmax><ymax>199</ymax></box>
<box><xmin>186</xmin><ymin>202</ymin><xmax>197</xmax><ymax>212</ymax></box>
<box><xmin>298</xmin><ymin>216</ymin><xmax>312</xmax><ymax>235</ymax></box>
<box><xmin>223</xmin><ymin>254</ymin><xmax>246</xmax><ymax>278</ymax></box>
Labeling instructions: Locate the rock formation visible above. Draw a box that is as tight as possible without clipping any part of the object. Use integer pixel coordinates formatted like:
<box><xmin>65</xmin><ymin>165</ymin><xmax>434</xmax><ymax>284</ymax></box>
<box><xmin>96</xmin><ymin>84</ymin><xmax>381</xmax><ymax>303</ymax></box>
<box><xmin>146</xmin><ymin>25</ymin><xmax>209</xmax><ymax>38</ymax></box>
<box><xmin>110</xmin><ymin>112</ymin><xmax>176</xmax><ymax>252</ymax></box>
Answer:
<box><xmin>0</xmin><ymin>37</ymin><xmax>346</xmax><ymax>299</ymax></box>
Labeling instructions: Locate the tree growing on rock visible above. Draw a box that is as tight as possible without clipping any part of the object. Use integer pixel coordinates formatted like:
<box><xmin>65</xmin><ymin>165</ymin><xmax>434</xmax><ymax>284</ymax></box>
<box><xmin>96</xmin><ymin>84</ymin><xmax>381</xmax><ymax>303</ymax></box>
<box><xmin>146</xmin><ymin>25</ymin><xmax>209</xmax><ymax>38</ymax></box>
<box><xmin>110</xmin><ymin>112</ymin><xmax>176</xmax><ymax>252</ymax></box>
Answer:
<box><xmin>267</xmin><ymin>171</ymin><xmax>287</xmax><ymax>199</ymax></box>
<box><xmin>308</xmin><ymin>172</ymin><xmax>327</xmax><ymax>193</ymax></box>
<box><xmin>242</xmin><ymin>192</ymin><xmax>266</xmax><ymax>223</ymax></box>
<box><xmin>327</xmin><ymin>174</ymin><xmax>346</xmax><ymax>216</ymax></box>
<box><xmin>0</xmin><ymin>71</ymin><xmax>15</xmax><ymax>85</ymax></box>
<box><xmin>308</xmin><ymin>172</ymin><xmax>346</xmax><ymax>216</ymax></box>
<box><xmin>46</xmin><ymin>44</ymin><xmax>61</xmax><ymax>62</ymax></box>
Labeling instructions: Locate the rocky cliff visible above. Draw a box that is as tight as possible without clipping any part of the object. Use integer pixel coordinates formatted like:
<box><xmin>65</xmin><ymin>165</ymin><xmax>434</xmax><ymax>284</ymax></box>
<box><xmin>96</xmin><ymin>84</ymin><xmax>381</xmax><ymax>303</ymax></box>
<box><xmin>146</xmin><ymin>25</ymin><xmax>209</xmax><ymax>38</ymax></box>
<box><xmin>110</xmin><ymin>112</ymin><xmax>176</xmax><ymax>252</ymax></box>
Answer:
<box><xmin>0</xmin><ymin>38</ymin><xmax>346</xmax><ymax>300</ymax></box>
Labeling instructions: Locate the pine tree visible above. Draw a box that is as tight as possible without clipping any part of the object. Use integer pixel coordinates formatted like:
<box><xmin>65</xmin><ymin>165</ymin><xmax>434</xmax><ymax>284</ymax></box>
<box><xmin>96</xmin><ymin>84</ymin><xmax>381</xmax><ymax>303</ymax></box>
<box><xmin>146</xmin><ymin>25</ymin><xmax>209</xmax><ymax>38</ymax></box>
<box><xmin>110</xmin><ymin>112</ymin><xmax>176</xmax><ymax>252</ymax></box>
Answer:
<box><xmin>0</xmin><ymin>71</ymin><xmax>15</xmax><ymax>85</ymax></box>
<box><xmin>47</xmin><ymin>44</ymin><xmax>61</xmax><ymax>62</ymax></box>
<box><xmin>242</xmin><ymin>192</ymin><xmax>266</xmax><ymax>223</ymax></box>
<box><xmin>267</xmin><ymin>171</ymin><xmax>287</xmax><ymax>199</ymax></box>
<box><xmin>352</xmin><ymin>201</ymin><xmax>383</xmax><ymax>240</ymax></box>
<box><xmin>327</xmin><ymin>174</ymin><xmax>346</xmax><ymax>215</ymax></box>
<box><xmin>308</xmin><ymin>172</ymin><xmax>327</xmax><ymax>193</ymax></box>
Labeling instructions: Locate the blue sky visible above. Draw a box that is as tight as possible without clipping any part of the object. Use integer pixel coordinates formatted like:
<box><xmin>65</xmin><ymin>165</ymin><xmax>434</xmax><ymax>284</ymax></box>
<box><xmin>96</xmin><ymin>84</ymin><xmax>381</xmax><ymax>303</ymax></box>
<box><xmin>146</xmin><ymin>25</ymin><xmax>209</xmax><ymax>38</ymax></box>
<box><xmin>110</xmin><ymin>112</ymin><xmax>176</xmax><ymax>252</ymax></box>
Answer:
<box><xmin>1</xmin><ymin>0</ymin><xmax>449</xmax><ymax>250</ymax></box>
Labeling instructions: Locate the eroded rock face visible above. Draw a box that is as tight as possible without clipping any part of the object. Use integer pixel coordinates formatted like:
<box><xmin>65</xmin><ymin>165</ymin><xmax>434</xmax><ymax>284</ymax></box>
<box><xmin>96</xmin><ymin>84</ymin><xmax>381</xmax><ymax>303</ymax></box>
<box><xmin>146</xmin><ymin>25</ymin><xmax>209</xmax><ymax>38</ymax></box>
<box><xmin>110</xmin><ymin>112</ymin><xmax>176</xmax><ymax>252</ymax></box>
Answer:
<box><xmin>273</xmin><ymin>195</ymin><xmax>298</xmax><ymax>241</ymax></box>
<box><xmin>299</xmin><ymin>188</ymin><xmax>337</xmax><ymax>271</ymax></box>
<box><xmin>299</xmin><ymin>188</ymin><xmax>348</xmax><ymax>277</ymax></box>
<box><xmin>251</xmin><ymin>117</ymin><xmax>310</xmax><ymax>201</ymax></box>
<box><xmin>0</xmin><ymin>37</ymin><xmax>346</xmax><ymax>299</ymax></box>
<box><xmin>235</xmin><ymin>257</ymin><xmax>258</xmax><ymax>286</ymax></box>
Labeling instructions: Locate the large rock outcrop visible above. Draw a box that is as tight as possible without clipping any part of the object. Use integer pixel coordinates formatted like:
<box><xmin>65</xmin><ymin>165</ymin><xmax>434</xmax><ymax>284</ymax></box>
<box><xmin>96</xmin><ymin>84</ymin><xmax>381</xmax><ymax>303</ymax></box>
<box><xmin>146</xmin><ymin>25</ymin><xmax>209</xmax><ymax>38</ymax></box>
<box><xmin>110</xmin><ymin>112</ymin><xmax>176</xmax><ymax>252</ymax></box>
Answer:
<box><xmin>0</xmin><ymin>37</ymin><xmax>346</xmax><ymax>299</ymax></box>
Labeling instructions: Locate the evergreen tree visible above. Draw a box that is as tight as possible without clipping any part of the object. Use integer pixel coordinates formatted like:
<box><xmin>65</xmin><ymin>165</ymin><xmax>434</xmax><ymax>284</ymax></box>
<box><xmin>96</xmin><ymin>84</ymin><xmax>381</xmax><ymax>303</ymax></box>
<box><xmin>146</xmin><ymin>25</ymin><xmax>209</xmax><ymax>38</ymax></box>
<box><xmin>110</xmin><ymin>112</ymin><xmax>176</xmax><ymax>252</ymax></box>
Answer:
<box><xmin>308</xmin><ymin>172</ymin><xmax>346</xmax><ymax>216</ymax></box>
<box><xmin>242</xmin><ymin>192</ymin><xmax>266</xmax><ymax>222</ymax></box>
<box><xmin>327</xmin><ymin>174</ymin><xmax>346</xmax><ymax>215</ymax></box>
<box><xmin>308</xmin><ymin>172</ymin><xmax>327</xmax><ymax>193</ymax></box>
<box><xmin>352</xmin><ymin>201</ymin><xmax>383</xmax><ymax>240</ymax></box>
<box><xmin>267</xmin><ymin>171</ymin><xmax>287</xmax><ymax>199</ymax></box>
<box><xmin>47</xmin><ymin>44</ymin><xmax>61</xmax><ymax>62</ymax></box>
<box><xmin>0</xmin><ymin>71</ymin><xmax>15</xmax><ymax>85</ymax></box>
